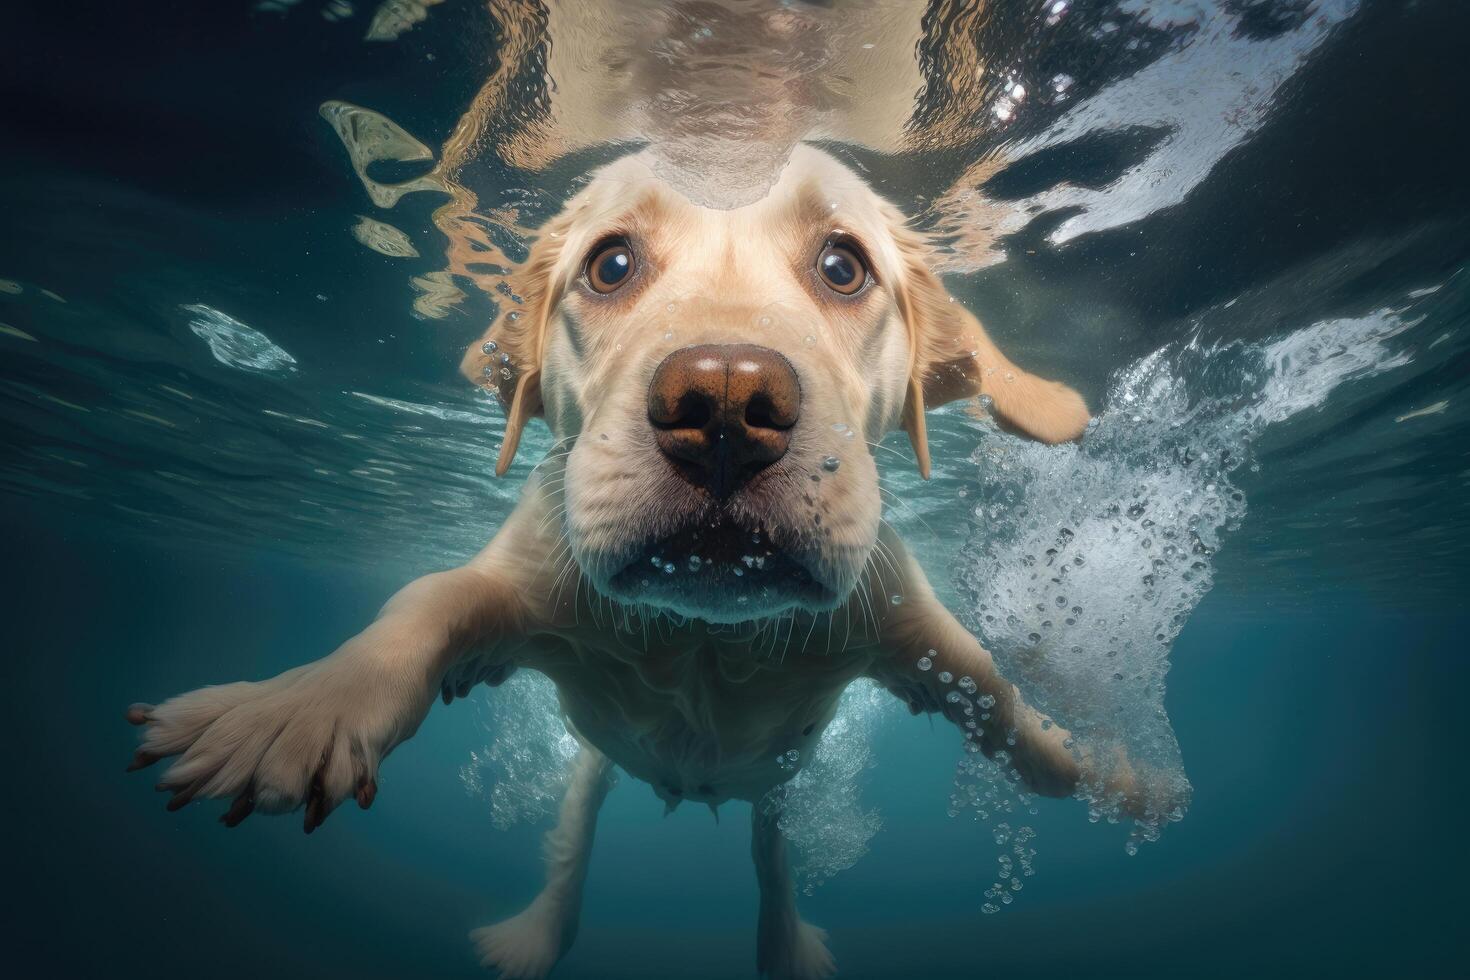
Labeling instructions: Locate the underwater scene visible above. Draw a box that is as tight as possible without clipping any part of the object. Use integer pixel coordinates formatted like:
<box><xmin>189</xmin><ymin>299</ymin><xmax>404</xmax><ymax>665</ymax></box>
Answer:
<box><xmin>2</xmin><ymin>1</ymin><xmax>1467</xmax><ymax>977</ymax></box>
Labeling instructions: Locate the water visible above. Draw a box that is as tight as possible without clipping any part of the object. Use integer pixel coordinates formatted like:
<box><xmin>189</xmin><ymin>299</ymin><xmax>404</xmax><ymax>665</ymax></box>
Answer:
<box><xmin>3</xmin><ymin>1</ymin><xmax>1467</xmax><ymax>976</ymax></box>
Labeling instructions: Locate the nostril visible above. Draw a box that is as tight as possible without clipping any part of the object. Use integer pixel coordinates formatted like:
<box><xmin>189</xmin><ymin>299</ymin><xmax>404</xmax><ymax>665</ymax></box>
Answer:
<box><xmin>743</xmin><ymin>394</ymin><xmax>792</xmax><ymax>432</ymax></box>
<box><xmin>652</xmin><ymin>392</ymin><xmax>714</xmax><ymax>431</ymax></box>
<box><xmin>680</xmin><ymin>397</ymin><xmax>713</xmax><ymax>430</ymax></box>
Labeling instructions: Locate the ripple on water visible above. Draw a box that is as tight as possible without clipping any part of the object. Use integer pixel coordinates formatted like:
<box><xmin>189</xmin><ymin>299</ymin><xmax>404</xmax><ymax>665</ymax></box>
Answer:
<box><xmin>182</xmin><ymin>303</ymin><xmax>297</xmax><ymax>375</ymax></box>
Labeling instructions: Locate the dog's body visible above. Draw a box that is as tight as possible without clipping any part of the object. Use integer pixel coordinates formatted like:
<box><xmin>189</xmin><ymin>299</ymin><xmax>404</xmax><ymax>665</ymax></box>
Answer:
<box><xmin>127</xmin><ymin>148</ymin><xmax>1159</xmax><ymax>979</ymax></box>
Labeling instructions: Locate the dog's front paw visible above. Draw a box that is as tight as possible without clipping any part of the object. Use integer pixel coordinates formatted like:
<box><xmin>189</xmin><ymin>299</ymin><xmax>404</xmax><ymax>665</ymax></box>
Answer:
<box><xmin>470</xmin><ymin>893</ymin><xmax>575</xmax><ymax>980</ymax></box>
<box><xmin>758</xmin><ymin>913</ymin><xmax>836</xmax><ymax>980</ymax></box>
<box><xmin>127</xmin><ymin>624</ymin><xmax>436</xmax><ymax>830</ymax></box>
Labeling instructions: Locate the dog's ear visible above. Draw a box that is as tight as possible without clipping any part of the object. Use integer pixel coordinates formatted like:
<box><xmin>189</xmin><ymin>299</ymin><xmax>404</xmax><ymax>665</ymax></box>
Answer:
<box><xmin>460</xmin><ymin>212</ymin><xmax>573</xmax><ymax>476</ymax></box>
<box><xmin>892</xmin><ymin>226</ymin><xmax>1090</xmax><ymax>479</ymax></box>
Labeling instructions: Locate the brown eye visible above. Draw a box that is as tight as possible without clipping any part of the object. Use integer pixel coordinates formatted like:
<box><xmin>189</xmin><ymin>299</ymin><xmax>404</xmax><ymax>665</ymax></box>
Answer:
<box><xmin>816</xmin><ymin>241</ymin><xmax>868</xmax><ymax>295</ymax></box>
<box><xmin>586</xmin><ymin>238</ymin><xmax>634</xmax><ymax>293</ymax></box>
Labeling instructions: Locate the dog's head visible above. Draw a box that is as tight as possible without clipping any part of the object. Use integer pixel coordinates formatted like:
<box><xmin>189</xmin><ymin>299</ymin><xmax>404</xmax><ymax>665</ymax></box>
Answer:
<box><xmin>463</xmin><ymin>146</ymin><xmax>1088</xmax><ymax>622</ymax></box>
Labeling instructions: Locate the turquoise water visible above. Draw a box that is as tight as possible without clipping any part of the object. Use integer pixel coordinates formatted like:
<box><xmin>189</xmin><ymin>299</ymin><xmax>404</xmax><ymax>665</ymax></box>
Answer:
<box><xmin>3</xmin><ymin>1</ymin><xmax>1467</xmax><ymax>976</ymax></box>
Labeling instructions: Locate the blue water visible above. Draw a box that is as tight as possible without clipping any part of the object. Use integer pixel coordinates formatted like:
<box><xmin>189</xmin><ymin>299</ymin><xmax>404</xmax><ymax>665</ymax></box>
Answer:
<box><xmin>3</xmin><ymin>1</ymin><xmax>1468</xmax><ymax>977</ymax></box>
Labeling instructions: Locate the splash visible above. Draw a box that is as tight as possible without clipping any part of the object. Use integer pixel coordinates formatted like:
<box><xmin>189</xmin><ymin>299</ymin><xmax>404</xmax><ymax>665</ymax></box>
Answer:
<box><xmin>774</xmin><ymin>680</ymin><xmax>895</xmax><ymax>895</ymax></box>
<box><xmin>461</xmin><ymin>671</ymin><xmax>580</xmax><ymax>831</ymax></box>
<box><xmin>182</xmin><ymin>304</ymin><xmax>297</xmax><ymax>375</ymax></box>
<box><xmin>953</xmin><ymin>302</ymin><xmax>1419</xmax><ymax>849</ymax></box>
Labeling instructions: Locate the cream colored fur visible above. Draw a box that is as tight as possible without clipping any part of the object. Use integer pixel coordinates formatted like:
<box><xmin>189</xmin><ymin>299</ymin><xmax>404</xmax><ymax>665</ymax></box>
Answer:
<box><xmin>128</xmin><ymin>148</ymin><xmax>1161</xmax><ymax>980</ymax></box>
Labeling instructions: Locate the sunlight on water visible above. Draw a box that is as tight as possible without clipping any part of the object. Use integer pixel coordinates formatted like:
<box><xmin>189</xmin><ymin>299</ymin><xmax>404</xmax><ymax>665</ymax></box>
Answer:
<box><xmin>926</xmin><ymin>0</ymin><xmax>1361</xmax><ymax>272</ymax></box>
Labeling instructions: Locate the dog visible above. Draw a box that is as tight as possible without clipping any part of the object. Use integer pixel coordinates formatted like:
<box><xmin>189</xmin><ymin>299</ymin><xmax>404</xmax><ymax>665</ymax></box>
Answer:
<box><xmin>126</xmin><ymin>145</ymin><xmax>1160</xmax><ymax>979</ymax></box>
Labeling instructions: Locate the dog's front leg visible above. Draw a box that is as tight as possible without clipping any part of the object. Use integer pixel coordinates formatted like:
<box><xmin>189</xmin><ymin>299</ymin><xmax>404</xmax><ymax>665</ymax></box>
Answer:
<box><xmin>125</xmin><ymin>514</ymin><xmax>540</xmax><ymax>830</ymax></box>
<box><xmin>471</xmin><ymin>744</ymin><xmax>616</xmax><ymax>980</ymax></box>
<box><xmin>751</xmin><ymin>796</ymin><xmax>837</xmax><ymax>980</ymax></box>
<box><xmin>867</xmin><ymin>528</ymin><xmax>1174</xmax><ymax>819</ymax></box>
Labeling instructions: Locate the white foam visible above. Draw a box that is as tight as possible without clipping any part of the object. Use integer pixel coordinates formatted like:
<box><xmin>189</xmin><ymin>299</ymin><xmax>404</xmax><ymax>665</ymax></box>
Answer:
<box><xmin>775</xmin><ymin>680</ymin><xmax>895</xmax><ymax>894</ymax></box>
<box><xmin>460</xmin><ymin>671</ymin><xmax>580</xmax><ymax>831</ymax></box>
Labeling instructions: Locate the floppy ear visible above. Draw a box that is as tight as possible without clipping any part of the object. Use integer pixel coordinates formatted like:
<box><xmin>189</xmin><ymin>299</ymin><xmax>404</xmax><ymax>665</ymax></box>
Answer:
<box><xmin>893</xmin><ymin>229</ymin><xmax>1090</xmax><ymax>479</ymax></box>
<box><xmin>459</xmin><ymin>212</ymin><xmax>572</xmax><ymax>476</ymax></box>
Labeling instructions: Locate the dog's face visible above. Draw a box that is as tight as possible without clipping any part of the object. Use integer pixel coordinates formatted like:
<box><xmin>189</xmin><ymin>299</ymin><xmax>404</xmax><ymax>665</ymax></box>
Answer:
<box><xmin>465</xmin><ymin>147</ymin><xmax>1089</xmax><ymax>623</ymax></box>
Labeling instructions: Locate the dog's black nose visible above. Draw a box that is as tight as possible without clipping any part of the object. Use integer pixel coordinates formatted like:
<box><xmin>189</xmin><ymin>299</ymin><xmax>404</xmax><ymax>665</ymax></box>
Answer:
<box><xmin>648</xmin><ymin>344</ymin><xmax>800</xmax><ymax>498</ymax></box>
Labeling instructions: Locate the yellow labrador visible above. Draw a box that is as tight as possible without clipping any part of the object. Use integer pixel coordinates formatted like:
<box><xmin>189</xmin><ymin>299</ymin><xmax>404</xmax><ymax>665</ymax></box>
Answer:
<box><xmin>127</xmin><ymin>146</ymin><xmax>1152</xmax><ymax>979</ymax></box>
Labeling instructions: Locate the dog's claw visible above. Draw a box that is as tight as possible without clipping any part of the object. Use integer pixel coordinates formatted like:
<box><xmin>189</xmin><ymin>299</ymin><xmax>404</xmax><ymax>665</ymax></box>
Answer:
<box><xmin>221</xmin><ymin>792</ymin><xmax>255</xmax><ymax>827</ymax></box>
<box><xmin>126</xmin><ymin>703</ymin><xmax>155</xmax><ymax>726</ymax></box>
<box><xmin>127</xmin><ymin>751</ymin><xmax>159</xmax><ymax>772</ymax></box>
<box><xmin>356</xmin><ymin>778</ymin><xmax>377</xmax><ymax>810</ymax></box>
<box><xmin>303</xmin><ymin>761</ymin><xmax>330</xmax><ymax>833</ymax></box>
<box><xmin>165</xmin><ymin>785</ymin><xmax>198</xmax><ymax>812</ymax></box>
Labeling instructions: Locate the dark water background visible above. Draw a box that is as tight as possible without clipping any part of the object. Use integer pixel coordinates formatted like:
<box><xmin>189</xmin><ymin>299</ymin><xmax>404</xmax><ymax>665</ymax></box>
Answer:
<box><xmin>3</xmin><ymin>1</ymin><xmax>1468</xmax><ymax>977</ymax></box>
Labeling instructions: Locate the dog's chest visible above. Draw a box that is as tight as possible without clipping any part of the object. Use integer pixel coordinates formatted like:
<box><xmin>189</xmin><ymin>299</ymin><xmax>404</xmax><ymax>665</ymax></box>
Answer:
<box><xmin>529</xmin><ymin>631</ymin><xmax>872</xmax><ymax>804</ymax></box>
